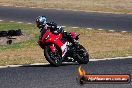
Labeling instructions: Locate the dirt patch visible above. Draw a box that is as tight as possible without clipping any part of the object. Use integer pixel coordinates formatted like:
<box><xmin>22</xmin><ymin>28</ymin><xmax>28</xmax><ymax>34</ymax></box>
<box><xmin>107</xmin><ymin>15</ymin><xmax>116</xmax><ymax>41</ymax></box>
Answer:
<box><xmin>0</xmin><ymin>34</ymin><xmax>30</xmax><ymax>45</ymax></box>
<box><xmin>0</xmin><ymin>29</ymin><xmax>30</xmax><ymax>45</ymax></box>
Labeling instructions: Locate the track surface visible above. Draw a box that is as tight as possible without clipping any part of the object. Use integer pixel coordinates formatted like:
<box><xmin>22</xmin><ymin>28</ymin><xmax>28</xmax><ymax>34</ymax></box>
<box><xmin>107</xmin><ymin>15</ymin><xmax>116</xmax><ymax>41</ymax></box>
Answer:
<box><xmin>0</xmin><ymin>6</ymin><xmax>132</xmax><ymax>31</ymax></box>
<box><xmin>0</xmin><ymin>58</ymin><xmax>132</xmax><ymax>88</ymax></box>
<box><xmin>0</xmin><ymin>6</ymin><xmax>132</xmax><ymax>88</ymax></box>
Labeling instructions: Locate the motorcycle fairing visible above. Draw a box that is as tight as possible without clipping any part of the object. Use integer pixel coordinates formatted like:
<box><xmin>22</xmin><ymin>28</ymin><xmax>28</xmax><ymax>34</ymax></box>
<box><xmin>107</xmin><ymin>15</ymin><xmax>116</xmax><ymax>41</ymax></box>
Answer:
<box><xmin>41</xmin><ymin>30</ymin><xmax>68</xmax><ymax>57</ymax></box>
<box><xmin>61</xmin><ymin>42</ymin><xmax>68</xmax><ymax>57</ymax></box>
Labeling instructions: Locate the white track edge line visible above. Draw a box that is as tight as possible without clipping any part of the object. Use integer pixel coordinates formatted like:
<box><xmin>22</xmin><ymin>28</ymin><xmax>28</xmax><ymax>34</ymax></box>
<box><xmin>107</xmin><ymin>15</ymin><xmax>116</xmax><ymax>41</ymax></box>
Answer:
<box><xmin>72</xmin><ymin>27</ymin><xmax>79</xmax><ymax>28</ymax></box>
<box><xmin>0</xmin><ymin>56</ymin><xmax>132</xmax><ymax>68</ymax></box>
<box><xmin>90</xmin><ymin>56</ymin><xmax>132</xmax><ymax>61</ymax></box>
<box><xmin>17</xmin><ymin>22</ymin><xmax>23</xmax><ymax>23</ymax></box>
<box><xmin>98</xmin><ymin>29</ymin><xmax>103</xmax><ymax>31</ymax></box>
<box><xmin>0</xmin><ymin>20</ymin><xmax>129</xmax><ymax>33</ymax></box>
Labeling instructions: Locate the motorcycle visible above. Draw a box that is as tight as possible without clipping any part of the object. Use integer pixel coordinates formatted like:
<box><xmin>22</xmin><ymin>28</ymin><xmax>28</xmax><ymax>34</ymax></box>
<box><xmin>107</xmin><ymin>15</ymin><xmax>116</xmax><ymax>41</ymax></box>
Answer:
<box><xmin>38</xmin><ymin>28</ymin><xmax>89</xmax><ymax>66</ymax></box>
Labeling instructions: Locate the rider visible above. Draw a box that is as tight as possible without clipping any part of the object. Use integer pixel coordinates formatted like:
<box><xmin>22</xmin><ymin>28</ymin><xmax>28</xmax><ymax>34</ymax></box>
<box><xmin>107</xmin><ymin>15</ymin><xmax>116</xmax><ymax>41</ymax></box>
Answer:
<box><xmin>36</xmin><ymin>16</ymin><xmax>78</xmax><ymax>46</ymax></box>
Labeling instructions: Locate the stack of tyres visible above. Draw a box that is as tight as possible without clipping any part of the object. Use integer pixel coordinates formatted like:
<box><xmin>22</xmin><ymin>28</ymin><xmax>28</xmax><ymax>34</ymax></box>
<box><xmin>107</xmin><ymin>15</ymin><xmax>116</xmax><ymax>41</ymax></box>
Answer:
<box><xmin>0</xmin><ymin>29</ymin><xmax>22</xmax><ymax>37</ymax></box>
<box><xmin>0</xmin><ymin>31</ymin><xmax>8</xmax><ymax>37</ymax></box>
<box><xmin>8</xmin><ymin>29</ymin><xmax>22</xmax><ymax>36</ymax></box>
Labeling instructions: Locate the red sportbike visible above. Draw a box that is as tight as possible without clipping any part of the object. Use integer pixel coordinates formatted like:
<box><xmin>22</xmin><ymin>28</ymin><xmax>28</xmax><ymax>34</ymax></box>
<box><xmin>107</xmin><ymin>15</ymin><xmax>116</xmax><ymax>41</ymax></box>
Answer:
<box><xmin>38</xmin><ymin>29</ymin><xmax>89</xmax><ymax>66</ymax></box>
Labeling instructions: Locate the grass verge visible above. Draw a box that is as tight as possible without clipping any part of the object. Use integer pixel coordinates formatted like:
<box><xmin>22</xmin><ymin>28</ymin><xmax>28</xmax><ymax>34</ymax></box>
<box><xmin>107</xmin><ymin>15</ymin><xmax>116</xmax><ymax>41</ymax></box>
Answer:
<box><xmin>0</xmin><ymin>21</ymin><xmax>132</xmax><ymax>65</ymax></box>
<box><xmin>0</xmin><ymin>0</ymin><xmax>132</xmax><ymax>14</ymax></box>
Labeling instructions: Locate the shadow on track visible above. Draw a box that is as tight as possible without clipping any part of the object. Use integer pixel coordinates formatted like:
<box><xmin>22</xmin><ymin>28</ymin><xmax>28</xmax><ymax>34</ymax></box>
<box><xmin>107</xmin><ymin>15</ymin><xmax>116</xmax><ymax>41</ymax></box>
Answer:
<box><xmin>20</xmin><ymin>62</ymin><xmax>79</xmax><ymax>68</ymax></box>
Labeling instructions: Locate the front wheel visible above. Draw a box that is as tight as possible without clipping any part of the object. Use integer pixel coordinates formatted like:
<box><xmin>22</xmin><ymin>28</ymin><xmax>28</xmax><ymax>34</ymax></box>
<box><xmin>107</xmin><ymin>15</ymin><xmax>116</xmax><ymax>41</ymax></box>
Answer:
<box><xmin>44</xmin><ymin>45</ymin><xmax>62</xmax><ymax>67</ymax></box>
<box><xmin>73</xmin><ymin>44</ymin><xmax>89</xmax><ymax>64</ymax></box>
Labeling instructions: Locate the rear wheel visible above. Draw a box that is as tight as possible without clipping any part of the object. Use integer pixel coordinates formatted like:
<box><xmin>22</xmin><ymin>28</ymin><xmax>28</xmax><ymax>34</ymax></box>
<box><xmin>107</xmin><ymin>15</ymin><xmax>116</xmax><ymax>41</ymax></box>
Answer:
<box><xmin>73</xmin><ymin>44</ymin><xmax>89</xmax><ymax>64</ymax></box>
<box><xmin>44</xmin><ymin>45</ymin><xmax>62</xmax><ymax>67</ymax></box>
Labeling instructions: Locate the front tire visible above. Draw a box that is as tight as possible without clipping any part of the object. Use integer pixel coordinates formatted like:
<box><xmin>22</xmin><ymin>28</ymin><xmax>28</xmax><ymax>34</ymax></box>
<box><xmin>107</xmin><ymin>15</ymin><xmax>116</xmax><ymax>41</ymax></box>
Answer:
<box><xmin>44</xmin><ymin>45</ymin><xmax>62</xmax><ymax>67</ymax></box>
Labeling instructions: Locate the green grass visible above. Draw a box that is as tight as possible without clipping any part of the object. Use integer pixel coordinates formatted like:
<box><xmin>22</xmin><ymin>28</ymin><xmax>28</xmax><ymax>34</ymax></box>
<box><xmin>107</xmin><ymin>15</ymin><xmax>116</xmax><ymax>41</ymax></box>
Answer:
<box><xmin>0</xmin><ymin>21</ymin><xmax>132</xmax><ymax>65</ymax></box>
<box><xmin>0</xmin><ymin>40</ymin><xmax>35</xmax><ymax>51</ymax></box>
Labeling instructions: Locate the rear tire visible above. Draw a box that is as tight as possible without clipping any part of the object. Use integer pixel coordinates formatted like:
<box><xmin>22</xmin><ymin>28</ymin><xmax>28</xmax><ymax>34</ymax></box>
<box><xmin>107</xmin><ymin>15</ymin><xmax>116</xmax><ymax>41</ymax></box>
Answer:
<box><xmin>73</xmin><ymin>44</ymin><xmax>89</xmax><ymax>64</ymax></box>
<box><xmin>44</xmin><ymin>45</ymin><xmax>62</xmax><ymax>67</ymax></box>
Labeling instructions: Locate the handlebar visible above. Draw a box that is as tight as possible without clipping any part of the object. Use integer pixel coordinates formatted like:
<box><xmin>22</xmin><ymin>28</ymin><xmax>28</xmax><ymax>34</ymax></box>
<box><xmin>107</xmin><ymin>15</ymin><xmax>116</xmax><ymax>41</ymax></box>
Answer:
<box><xmin>75</xmin><ymin>34</ymin><xmax>80</xmax><ymax>40</ymax></box>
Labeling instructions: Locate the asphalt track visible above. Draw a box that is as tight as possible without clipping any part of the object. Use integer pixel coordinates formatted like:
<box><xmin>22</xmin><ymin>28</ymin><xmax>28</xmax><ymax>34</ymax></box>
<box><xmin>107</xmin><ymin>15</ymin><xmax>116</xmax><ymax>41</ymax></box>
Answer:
<box><xmin>0</xmin><ymin>6</ymin><xmax>132</xmax><ymax>31</ymax></box>
<box><xmin>0</xmin><ymin>58</ymin><xmax>132</xmax><ymax>88</ymax></box>
<box><xmin>0</xmin><ymin>6</ymin><xmax>132</xmax><ymax>88</ymax></box>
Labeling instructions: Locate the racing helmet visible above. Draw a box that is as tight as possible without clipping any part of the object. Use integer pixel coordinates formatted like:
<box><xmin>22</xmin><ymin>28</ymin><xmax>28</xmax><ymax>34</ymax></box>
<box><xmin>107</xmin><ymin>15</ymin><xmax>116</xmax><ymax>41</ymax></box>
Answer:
<box><xmin>36</xmin><ymin>16</ymin><xmax>47</xmax><ymax>28</ymax></box>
